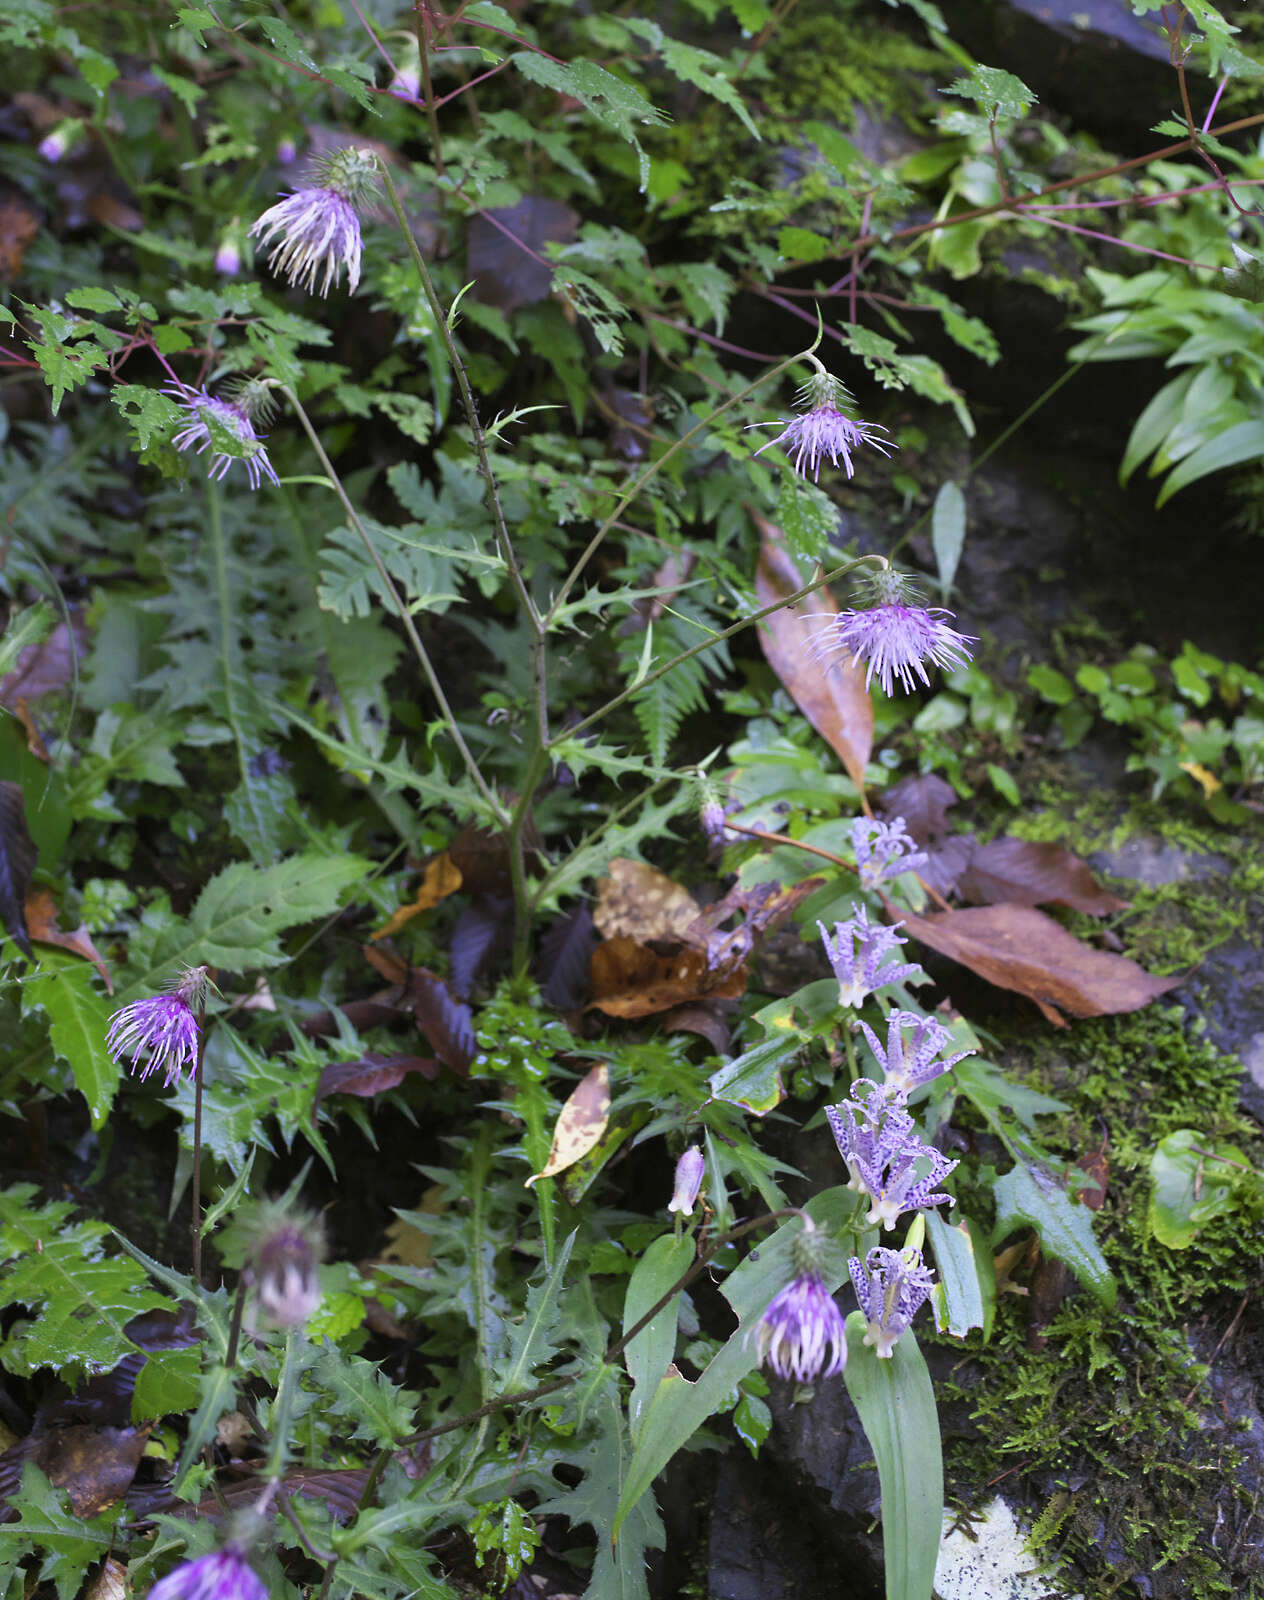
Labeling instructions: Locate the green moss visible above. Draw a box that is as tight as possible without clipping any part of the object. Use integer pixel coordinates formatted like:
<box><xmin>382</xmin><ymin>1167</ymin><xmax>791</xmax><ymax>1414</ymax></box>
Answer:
<box><xmin>940</xmin><ymin>1006</ymin><xmax>1264</xmax><ymax>1597</ymax></box>
<box><xmin>1004</xmin><ymin>782</ymin><xmax>1264</xmax><ymax>974</ymax></box>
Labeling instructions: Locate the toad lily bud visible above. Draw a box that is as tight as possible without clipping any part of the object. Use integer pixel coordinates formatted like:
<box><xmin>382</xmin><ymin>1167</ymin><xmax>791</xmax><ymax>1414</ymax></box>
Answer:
<box><xmin>667</xmin><ymin>1146</ymin><xmax>706</xmax><ymax>1217</ymax></box>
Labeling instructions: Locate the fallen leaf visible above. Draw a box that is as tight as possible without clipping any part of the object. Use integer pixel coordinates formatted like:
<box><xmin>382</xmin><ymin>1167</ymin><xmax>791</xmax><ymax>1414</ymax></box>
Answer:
<box><xmin>0</xmin><ymin>782</ymin><xmax>36</xmax><ymax>957</ymax></box>
<box><xmin>314</xmin><ymin>1053</ymin><xmax>439</xmax><ymax>1105</ymax></box>
<box><xmin>877</xmin><ymin>773</ymin><xmax>957</xmax><ymax>842</ymax></box>
<box><xmin>751</xmin><ymin>510</ymin><xmax>872</xmax><ymax>793</ymax></box>
<box><xmin>9</xmin><ymin>701</ymin><xmax>47</xmax><ymax>761</ymax></box>
<box><xmin>370</xmin><ymin>852</ymin><xmax>463</xmax><ymax>940</ymax></box>
<box><xmin>897</xmin><ymin>901</ymin><xmax>1182</xmax><ymax>1025</ymax></box>
<box><xmin>525</xmin><ymin>1063</ymin><xmax>611</xmax><ymax>1186</ymax></box>
<box><xmin>594</xmin><ymin>858</ymin><xmax>702</xmax><ymax>944</ymax></box>
<box><xmin>404</xmin><ymin>966</ymin><xmax>475</xmax><ymax>1072</ymax></box>
<box><xmin>682</xmin><ymin>877</ymin><xmax>823</xmax><ymax>968</ymax></box>
<box><xmin>25</xmin><ymin>888</ymin><xmax>113</xmax><ymax>991</ymax></box>
<box><xmin>957</xmin><ymin>838</ymin><xmax>1129</xmax><ymax>916</ymax></box>
<box><xmin>1179</xmin><ymin>759</ymin><xmax>1220</xmax><ymax>798</ymax></box>
<box><xmin>539</xmin><ymin>905</ymin><xmax>598</xmax><ymax>1010</ymax></box>
<box><xmin>589</xmin><ymin>937</ymin><xmax>747</xmax><ymax>1018</ymax></box>
<box><xmin>26</xmin><ymin>1423</ymin><xmax>151</xmax><ymax>1515</ymax></box>
<box><xmin>661</xmin><ymin>1003</ymin><xmax>732</xmax><ymax>1053</ymax></box>
<box><xmin>449</xmin><ymin>894</ymin><xmax>512</xmax><ymax>996</ymax></box>
<box><xmin>467</xmin><ymin>196</ymin><xmax>579</xmax><ymax>313</ymax></box>
<box><xmin>0</xmin><ymin>193</ymin><xmax>39</xmax><ymax>280</ymax></box>
<box><xmin>0</xmin><ymin>618</ymin><xmax>84</xmax><ymax>709</ymax></box>
<box><xmin>83</xmin><ymin>1557</ymin><xmax>128</xmax><ymax>1600</ymax></box>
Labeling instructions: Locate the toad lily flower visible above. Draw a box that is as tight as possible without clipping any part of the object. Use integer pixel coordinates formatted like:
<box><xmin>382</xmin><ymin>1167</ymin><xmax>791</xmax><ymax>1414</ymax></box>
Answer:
<box><xmin>849</xmin><ymin>1245</ymin><xmax>937</xmax><ymax>1358</ymax></box>
<box><xmin>827</xmin><ymin>1080</ymin><xmax>958</xmax><ymax>1231</ymax></box>
<box><xmin>818</xmin><ymin>907</ymin><xmax>923</xmax><ymax>1008</ymax></box>
<box><xmin>857</xmin><ymin>1009</ymin><xmax>973</xmax><ymax>1096</ymax></box>
<box><xmin>851</xmin><ymin>815</ymin><xmax>928</xmax><ymax>892</ymax></box>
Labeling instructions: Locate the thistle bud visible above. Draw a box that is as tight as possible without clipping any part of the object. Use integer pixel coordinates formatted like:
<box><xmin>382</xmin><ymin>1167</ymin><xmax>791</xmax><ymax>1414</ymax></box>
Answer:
<box><xmin>240</xmin><ymin>1201</ymin><xmax>325</xmax><ymax>1331</ymax></box>
<box><xmin>667</xmin><ymin>1146</ymin><xmax>705</xmax><ymax>1217</ymax></box>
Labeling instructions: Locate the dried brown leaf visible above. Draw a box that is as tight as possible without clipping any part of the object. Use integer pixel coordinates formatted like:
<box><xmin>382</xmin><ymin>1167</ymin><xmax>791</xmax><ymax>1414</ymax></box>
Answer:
<box><xmin>594</xmin><ymin>858</ymin><xmax>701</xmax><ymax>944</ymax></box>
<box><xmin>957</xmin><ymin>837</ymin><xmax>1130</xmax><ymax>915</ymax></box>
<box><xmin>589</xmin><ymin>937</ymin><xmax>747</xmax><ymax>1018</ymax></box>
<box><xmin>0</xmin><ymin>782</ymin><xmax>36</xmax><ymax>958</ymax></box>
<box><xmin>26</xmin><ymin>887</ymin><xmax>112</xmax><ymax>991</ymax></box>
<box><xmin>525</xmin><ymin>1063</ymin><xmax>611</xmax><ymax>1187</ymax></box>
<box><xmin>0</xmin><ymin>618</ymin><xmax>84</xmax><ymax>709</ymax></box>
<box><xmin>897</xmin><ymin>901</ymin><xmax>1181</xmax><ymax>1025</ymax></box>
<box><xmin>314</xmin><ymin>1053</ymin><xmax>439</xmax><ymax>1106</ymax></box>
<box><xmin>751</xmin><ymin>510</ymin><xmax>872</xmax><ymax>792</ymax></box>
<box><xmin>370</xmin><ymin>852</ymin><xmax>463</xmax><ymax>940</ymax></box>
<box><xmin>0</xmin><ymin>193</ymin><xmax>39</xmax><ymax>280</ymax></box>
<box><xmin>877</xmin><ymin>773</ymin><xmax>958</xmax><ymax>843</ymax></box>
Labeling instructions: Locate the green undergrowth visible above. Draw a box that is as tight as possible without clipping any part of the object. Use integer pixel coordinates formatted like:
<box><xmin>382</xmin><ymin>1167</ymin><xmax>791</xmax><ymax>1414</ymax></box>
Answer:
<box><xmin>941</xmin><ymin>1006</ymin><xmax>1264</xmax><ymax>1598</ymax></box>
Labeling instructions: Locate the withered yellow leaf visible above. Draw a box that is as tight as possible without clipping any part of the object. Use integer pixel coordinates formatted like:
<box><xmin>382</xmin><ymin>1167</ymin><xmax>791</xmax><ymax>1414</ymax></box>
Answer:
<box><xmin>371</xmin><ymin>852</ymin><xmax>463</xmax><ymax>940</ymax></box>
<box><xmin>525</xmin><ymin>1063</ymin><xmax>611</xmax><ymax>1187</ymax></box>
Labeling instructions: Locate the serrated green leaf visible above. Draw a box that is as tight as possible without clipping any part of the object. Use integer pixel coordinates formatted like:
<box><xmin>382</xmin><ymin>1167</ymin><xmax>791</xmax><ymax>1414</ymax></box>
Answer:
<box><xmin>0</xmin><ymin>1186</ymin><xmax>171</xmax><ymax>1376</ymax></box>
<box><xmin>112</xmin><ymin>383</ymin><xmax>184</xmax><ymax>450</ymax></box>
<box><xmin>511</xmin><ymin>52</ymin><xmax>668</xmax><ymax>190</ymax></box>
<box><xmin>123</xmin><ymin>851</ymin><xmax>369</xmax><ymax>992</ymax></box>
<box><xmin>132</xmin><ymin>1346</ymin><xmax>202</xmax><ymax>1421</ymax></box>
<box><xmin>65</xmin><ymin>287</ymin><xmax>122</xmax><ymax>313</ymax></box>
<box><xmin>174</xmin><ymin>1364</ymin><xmax>239</xmax><ymax>1490</ymax></box>
<box><xmin>0</xmin><ymin>1466</ymin><xmax>120</xmax><ymax>1600</ymax></box>
<box><xmin>492</xmin><ymin>1231</ymin><xmax>577</xmax><ymax>1395</ymax></box>
<box><xmin>992</xmin><ymin>1162</ymin><xmax>1116</xmax><ymax>1308</ymax></box>
<box><xmin>0</xmin><ymin>601</ymin><xmax>55</xmax><ymax>678</ymax></box>
<box><xmin>23</xmin><ymin>952</ymin><xmax>120</xmax><ymax>1130</ymax></box>
<box><xmin>313</xmin><ymin>1347</ymin><xmax>420</xmax><ymax>1446</ymax></box>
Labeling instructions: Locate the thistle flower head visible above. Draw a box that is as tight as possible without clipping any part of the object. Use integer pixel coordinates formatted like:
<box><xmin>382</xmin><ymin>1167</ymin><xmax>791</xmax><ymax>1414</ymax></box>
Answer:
<box><xmin>667</xmin><ymin>1145</ymin><xmax>706</xmax><ymax>1217</ymax></box>
<box><xmin>240</xmin><ymin>1200</ymin><xmax>325</xmax><ymax>1331</ymax></box>
<box><xmin>147</xmin><ymin>1547</ymin><xmax>267</xmax><ymax>1600</ymax></box>
<box><xmin>857</xmin><ymin>1009</ymin><xmax>972</xmax><ymax>1095</ymax></box>
<box><xmin>851</xmin><ymin>815</ymin><xmax>928</xmax><ymax>891</ymax></box>
<box><xmin>166</xmin><ymin>382</ymin><xmax>279</xmax><ymax>491</ymax></box>
<box><xmin>818</xmin><ymin>908</ymin><xmax>923</xmax><ymax>1008</ymax></box>
<box><xmin>106</xmin><ymin>967</ymin><xmax>210</xmax><ymax>1088</ymax></box>
<box><xmin>810</xmin><ymin>568</ymin><xmax>975</xmax><ymax>697</ymax></box>
<box><xmin>250</xmin><ymin>148</ymin><xmax>377</xmax><ymax>296</ymax></box>
<box><xmin>826</xmin><ymin>1080</ymin><xmax>958</xmax><ymax>1231</ymax></box>
<box><xmin>749</xmin><ymin>368</ymin><xmax>893</xmax><ymax>482</ymax></box>
<box><xmin>752</xmin><ymin>1221</ymin><xmax>848</xmax><ymax>1382</ymax></box>
<box><xmin>849</xmin><ymin>1245</ymin><xmax>937</xmax><ymax>1358</ymax></box>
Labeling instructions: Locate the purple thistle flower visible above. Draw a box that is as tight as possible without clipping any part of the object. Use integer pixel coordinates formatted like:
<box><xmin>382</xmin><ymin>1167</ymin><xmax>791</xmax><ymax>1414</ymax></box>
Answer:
<box><xmin>749</xmin><ymin>367</ymin><xmax>892</xmax><ymax>482</ymax></box>
<box><xmin>668</xmin><ymin>1146</ymin><xmax>706</xmax><ymax>1217</ymax></box>
<box><xmin>826</xmin><ymin>1080</ymin><xmax>958</xmax><ymax>1231</ymax></box>
<box><xmin>811</xmin><ymin>568</ymin><xmax>974</xmax><ymax>697</ymax></box>
<box><xmin>849</xmin><ymin>1245</ymin><xmax>937</xmax><ymax>1358</ymax></box>
<box><xmin>851</xmin><ymin>816</ymin><xmax>928</xmax><ymax>891</ymax></box>
<box><xmin>250</xmin><ymin>148</ymin><xmax>376</xmax><ymax>297</ymax></box>
<box><xmin>389</xmin><ymin>66</ymin><xmax>421</xmax><ymax>100</ymax></box>
<box><xmin>148</xmin><ymin>1548</ymin><xmax>267</xmax><ymax>1600</ymax></box>
<box><xmin>755</xmin><ymin>1272</ymin><xmax>848</xmax><ymax>1381</ymax></box>
<box><xmin>276</xmin><ymin>138</ymin><xmax>298</xmax><ymax>165</ymax></box>
<box><xmin>38</xmin><ymin>121</ymin><xmax>82</xmax><ymax>163</ymax></box>
<box><xmin>167</xmin><ymin>383</ymin><xmax>279</xmax><ymax>490</ymax></box>
<box><xmin>857</xmin><ymin>1009</ymin><xmax>973</xmax><ymax>1095</ymax></box>
<box><xmin>106</xmin><ymin>968</ymin><xmax>209</xmax><ymax>1088</ymax></box>
<box><xmin>818</xmin><ymin>908</ymin><xmax>923</xmax><ymax>1008</ymax></box>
